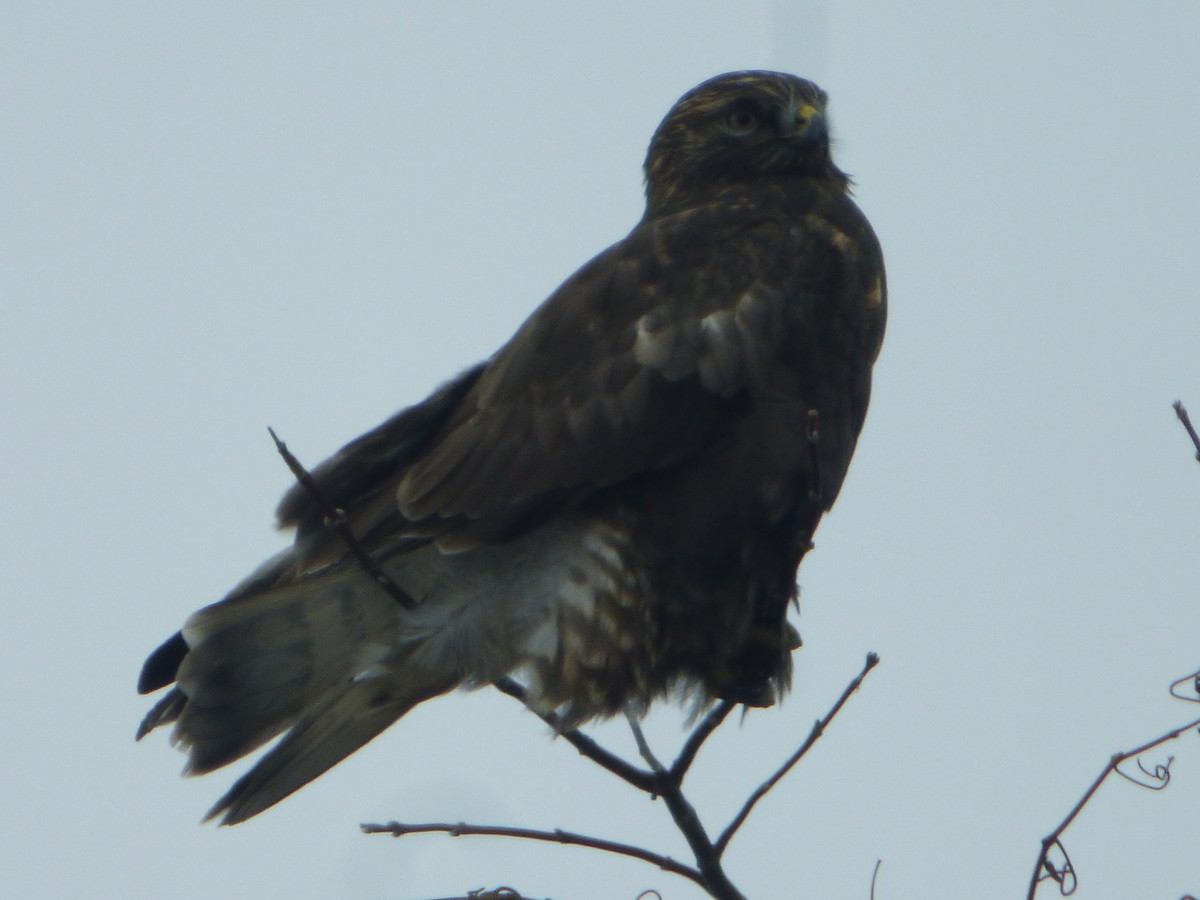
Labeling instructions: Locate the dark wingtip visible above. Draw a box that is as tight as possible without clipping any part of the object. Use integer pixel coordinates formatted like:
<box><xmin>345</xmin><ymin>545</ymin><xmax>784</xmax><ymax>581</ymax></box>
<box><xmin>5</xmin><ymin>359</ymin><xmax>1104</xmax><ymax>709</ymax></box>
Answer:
<box><xmin>138</xmin><ymin>631</ymin><xmax>189</xmax><ymax>694</ymax></box>
<box><xmin>136</xmin><ymin>688</ymin><xmax>186</xmax><ymax>740</ymax></box>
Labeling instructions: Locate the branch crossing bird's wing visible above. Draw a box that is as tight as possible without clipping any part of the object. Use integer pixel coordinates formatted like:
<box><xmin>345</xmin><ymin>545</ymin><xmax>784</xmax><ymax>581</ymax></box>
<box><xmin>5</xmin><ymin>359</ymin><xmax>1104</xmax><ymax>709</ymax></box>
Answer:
<box><xmin>136</xmin><ymin>70</ymin><xmax>886</xmax><ymax>825</ymax></box>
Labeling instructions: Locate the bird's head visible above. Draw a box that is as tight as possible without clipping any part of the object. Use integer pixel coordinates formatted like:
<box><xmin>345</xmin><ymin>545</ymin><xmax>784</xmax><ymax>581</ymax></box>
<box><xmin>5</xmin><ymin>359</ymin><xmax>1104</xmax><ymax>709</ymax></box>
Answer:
<box><xmin>644</xmin><ymin>71</ymin><xmax>848</xmax><ymax>215</ymax></box>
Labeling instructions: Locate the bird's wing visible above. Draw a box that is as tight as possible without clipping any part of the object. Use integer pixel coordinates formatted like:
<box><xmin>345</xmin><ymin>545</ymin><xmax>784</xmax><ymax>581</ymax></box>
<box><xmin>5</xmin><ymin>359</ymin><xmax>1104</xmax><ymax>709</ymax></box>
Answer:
<box><xmin>396</xmin><ymin>199</ymin><xmax>830</xmax><ymax>536</ymax></box>
<box><xmin>274</xmin><ymin>361</ymin><xmax>486</xmax><ymax>555</ymax></box>
<box><xmin>279</xmin><ymin>197</ymin><xmax>845</xmax><ymax>561</ymax></box>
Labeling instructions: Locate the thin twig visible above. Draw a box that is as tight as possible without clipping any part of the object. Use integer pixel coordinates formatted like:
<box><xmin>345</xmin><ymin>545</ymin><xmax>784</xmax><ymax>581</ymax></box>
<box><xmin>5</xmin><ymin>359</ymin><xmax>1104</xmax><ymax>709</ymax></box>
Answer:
<box><xmin>361</xmin><ymin>821</ymin><xmax>705</xmax><ymax>890</ymax></box>
<box><xmin>1173</xmin><ymin>401</ymin><xmax>1200</xmax><ymax>461</ymax></box>
<box><xmin>422</xmin><ymin>890</ymin><xmax>539</xmax><ymax>900</ymax></box>
<box><xmin>627</xmin><ymin>714</ymin><xmax>666</xmax><ymax>773</ymax></box>
<box><xmin>1028</xmin><ymin>417</ymin><xmax>1200</xmax><ymax>897</ymax></box>
<box><xmin>1169</xmin><ymin>669</ymin><xmax>1200</xmax><ymax>703</ymax></box>
<box><xmin>715</xmin><ymin>652</ymin><xmax>880</xmax><ymax>854</ymax></box>
<box><xmin>626</xmin><ymin>712</ymin><xmax>746</xmax><ymax>898</ymax></box>
<box><xmin>670</xmin><ymin>701</ymin><xmax>736</xmax><ymax>783</ymax></box>
<box><xmin>869</xmin><ymin>859</ymin><xmax>882</xmax><ymax>900</ymax></box>
<box><xmin>1113</xmin><ymin>754</ymin><xmax>1173</xmax><ymax>791</ymax></box>
<box><xmin>494</xmin><ymin>677</ymin><xmax>658</xmax><ymax>793</ymax></box>
<box><xmin>1026</xmin><ymin>712</ymin><xmax>1200</xmax><ymax>899</ymax></box>
<box><xmin>418</xmin><ymin>660</ymin><xmax>877</xmax><ymax>899</ymax></box>
<box><xmin>267</xmin><ymin>427</ymin><xmax>416</xmax><ymax>608</ymax></box>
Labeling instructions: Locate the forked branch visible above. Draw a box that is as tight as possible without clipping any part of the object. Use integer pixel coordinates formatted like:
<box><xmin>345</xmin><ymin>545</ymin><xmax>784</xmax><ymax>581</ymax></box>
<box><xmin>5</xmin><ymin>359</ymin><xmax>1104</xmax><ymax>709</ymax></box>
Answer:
<box><xmin>493</xmin><ymin>677</ymin><xmax>658</xmax><ymax>793</ymax></box>
<box><xmin>364</xmin><ymin>657</ymin><xmax>879</xmax><ymax>899</ymax></box>
<box><xmin>1030</xmin><ymin>402</ymin><xmax>1200</xmax><ymax>896</ymax></box>
<box><xmin>716</xmin><ymin>651</ymin><xmax>880</xmax><ymax>854</ymax></box>
<box><xmin>269</xmin><ymin>425</ymin><xmax>879</xmax><ymax>897</ymax></box>
<box><xmin>1027</xmin><ymin>698</ymin><xmax>1200</xmax><ymax>899</ymax></box>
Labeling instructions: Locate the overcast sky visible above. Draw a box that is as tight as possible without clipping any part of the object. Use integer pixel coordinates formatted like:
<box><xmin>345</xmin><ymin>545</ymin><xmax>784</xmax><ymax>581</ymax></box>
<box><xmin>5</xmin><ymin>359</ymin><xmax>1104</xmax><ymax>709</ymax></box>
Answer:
<box><xmin>4</xmin><ymin>2</ymin><xmax>1200</xmax><ymax>898</ymax></box>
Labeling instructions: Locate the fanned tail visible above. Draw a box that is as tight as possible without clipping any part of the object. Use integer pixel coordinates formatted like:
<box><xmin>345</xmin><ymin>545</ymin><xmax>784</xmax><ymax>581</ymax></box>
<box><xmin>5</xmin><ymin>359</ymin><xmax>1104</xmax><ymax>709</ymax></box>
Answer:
<box><xmin>204</xmin><ymin>666</ymin><xmax>454</xmax><ymax>824</ymax></box>
<box><xmin>137</xmin><ymin>564</ymin><xmax>458</xmax><ymax>823</ymax></box>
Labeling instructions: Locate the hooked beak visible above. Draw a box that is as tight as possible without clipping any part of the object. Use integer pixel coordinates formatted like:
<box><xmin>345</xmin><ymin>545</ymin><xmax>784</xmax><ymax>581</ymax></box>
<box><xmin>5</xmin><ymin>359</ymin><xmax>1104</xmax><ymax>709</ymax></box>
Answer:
<box><xmin>779</xmin><ymin>102</ymin><xmax>827</xmax><ymax>143</ymax></box>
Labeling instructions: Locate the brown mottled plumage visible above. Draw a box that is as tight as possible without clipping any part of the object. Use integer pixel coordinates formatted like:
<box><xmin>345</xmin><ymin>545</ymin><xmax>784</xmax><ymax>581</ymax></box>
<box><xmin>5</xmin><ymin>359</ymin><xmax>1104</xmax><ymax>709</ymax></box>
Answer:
<box><xmin>137</xmin><ymin>71</ymin><xmax>886</xmax><ymax>824</ymax></box>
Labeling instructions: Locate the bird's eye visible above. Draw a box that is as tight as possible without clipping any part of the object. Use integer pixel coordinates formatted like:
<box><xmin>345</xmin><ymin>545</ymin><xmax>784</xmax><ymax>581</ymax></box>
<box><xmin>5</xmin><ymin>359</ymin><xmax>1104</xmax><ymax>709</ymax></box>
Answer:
<box><xmin>723</xmin><ymin>106</ymin><xmax>760</xmax><ymax>136</ymax></box>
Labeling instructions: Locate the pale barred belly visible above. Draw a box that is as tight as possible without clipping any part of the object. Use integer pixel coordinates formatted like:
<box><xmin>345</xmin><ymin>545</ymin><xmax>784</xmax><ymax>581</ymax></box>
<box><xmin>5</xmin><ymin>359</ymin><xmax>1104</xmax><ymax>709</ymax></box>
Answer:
<box><xmin>383</xmin><ymin>516</ymin><xmax>658</xmax><ymax>723</ymax></box>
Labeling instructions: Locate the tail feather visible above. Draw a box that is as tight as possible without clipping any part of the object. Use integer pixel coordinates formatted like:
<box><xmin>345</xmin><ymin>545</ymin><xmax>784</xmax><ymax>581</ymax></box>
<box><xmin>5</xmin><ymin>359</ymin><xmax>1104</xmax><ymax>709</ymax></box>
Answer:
<box><xmin>138</xmin><ymin>631</ymin><xmax>188</xmax><ymax>694</ymax></box>
<box><xmin>137</xmin><ymin>528</ymin><xmax>550</xmax><ymax>821</ymax></box>
<box><xmin>137</xmin><ymin>563</ymin><xmax>464</xmax><ymax>816</ymax></box>
<box><xmin>160</xmin><ymin>572</ymin><xmax>396</xmax><ymax>770</ymax></box>
<box><xmin>136</xmin><ymin>688</ymin><xmax>186</xmax><ymax>740</ymax></box>
<box><xmin>204</xmin><ymin>668</ymin><xmax>454</xmax><ymax>825</ymax></box>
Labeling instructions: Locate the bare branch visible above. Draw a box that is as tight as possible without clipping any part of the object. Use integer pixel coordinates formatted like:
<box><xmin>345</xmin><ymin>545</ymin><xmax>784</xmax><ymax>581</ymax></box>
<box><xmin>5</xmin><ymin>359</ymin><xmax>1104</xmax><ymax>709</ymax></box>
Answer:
<box><xmin>494</xmin><ymin>677</ymin><xmax>658</xmax><ymax>793</ymax></box>
<box><xmin>1036</xmin><ymin>839</ymin><xmax>1077</xmax><ymax>897</ymax></box>
<box><xmin>1025</xmin><ymin>408</ymin><xmax>1200</xmax><ymax>896</ymax></box>
<box><xmin>394</xmin><ymin>655</ymin><xmax>878</xmax><ymax>898</ymax></box>
<box><xmin>627</xmin><ymin>714</ymin><xmax>666</xmax><ymax>774</ymax></box>
<box><xmin>1026</xmin><ymin>706</ymin><xmax>1200</xmax><ymax>899</ymax></box>
<box><xmin>715</xmin><ymin>652</ymin><xmax>880</xmax><ymax>854</ymax></box>
<box><xmin>361</xmin><ymin>821</ymin><xmax>705</xmax><ymax>890</ymax></box>
<box><xmin>1169</xmin><ymin>669</ymin><xmax>1200</xmax><ymax>703</ymax></box>
<box><xmin>669</xmin><ymin>701</ymin><xmax>736</xmax><ymax>783</ymax></box>
<box><xmin>267</xmin><ymin>427</ymin><xmax>417</xmax><ymax>608</ymax></box>
<box><xmin>654</xmin><ymin>773</ymin><xmax>745</xmax><ymax>900</ymax></box>
<box><xmin>1113</xmin><ymin>755</ymin><xmax>1173</xmax><ymax>791</ymax></box>
<box><xmin>1173</xmin><ymin>401</ymin><xmax>1200</xmax><ymax>461</ymax></box>
<box><xmin>421</xmin><ymin>889</ymin><xmax>542</xmax><ymax>900</ymax></box>
<box><xmin>626</xmin><ymin>711</ymin><xmax>745</xmax><ymax>898</ymax></box>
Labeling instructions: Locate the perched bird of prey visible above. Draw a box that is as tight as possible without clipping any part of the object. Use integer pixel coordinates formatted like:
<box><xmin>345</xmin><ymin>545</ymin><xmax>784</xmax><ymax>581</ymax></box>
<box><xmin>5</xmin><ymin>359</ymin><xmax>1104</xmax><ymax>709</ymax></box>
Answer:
<box><xmin>137</xmin><ymin>70</ymin><xmax>886</xmax><ymax>824</ymax></box>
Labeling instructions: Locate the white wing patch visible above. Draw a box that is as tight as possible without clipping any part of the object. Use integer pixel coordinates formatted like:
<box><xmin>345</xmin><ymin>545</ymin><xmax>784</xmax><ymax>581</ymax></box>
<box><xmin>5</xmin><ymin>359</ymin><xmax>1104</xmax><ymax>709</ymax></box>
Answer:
<box><xmin>633</xmin><ymin>310</ymin><xmax>698</xmax><ymax>380</ymax></box>
<box><xmin>633</xmin><ymin>292</ymin><xmax>772</xmax><ymax>398</ymax></box>
<box><xmin>696</xmin><ymin>310</ymin><xmax>744</xmax><ymax>396</ymax></box>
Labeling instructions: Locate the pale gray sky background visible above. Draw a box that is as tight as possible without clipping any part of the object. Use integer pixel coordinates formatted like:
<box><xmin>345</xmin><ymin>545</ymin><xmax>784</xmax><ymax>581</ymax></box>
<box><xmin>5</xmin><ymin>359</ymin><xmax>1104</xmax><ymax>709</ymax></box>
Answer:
<box><xmin>3</xmin><ymin>2</ymin><xmax>1199</xmax><ymax>898</ymax></box>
